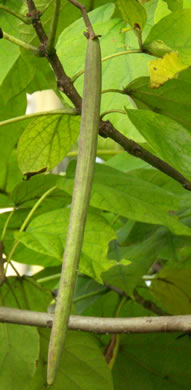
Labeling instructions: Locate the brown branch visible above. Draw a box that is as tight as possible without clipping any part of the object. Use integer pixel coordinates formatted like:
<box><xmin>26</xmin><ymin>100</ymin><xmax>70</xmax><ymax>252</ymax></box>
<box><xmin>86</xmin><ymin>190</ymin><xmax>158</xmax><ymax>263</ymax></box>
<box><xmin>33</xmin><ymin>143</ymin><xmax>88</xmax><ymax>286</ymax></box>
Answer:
<box><xmin>133</xmin><ymin>289</ymin><xmax>168</xmax><ymax>316</ymax></box>
<box><xmin>68</xmin><ymin>0</ymin><xmax>96</xmax><ymax>39</ymax></box>
<box><xmin>0</xmin><ymin>306</ymin><xmax>191</xmax><ymax>334</ymax></box>
<box><xmin>99</xmin><ymin>120</ymin><xmax>191</xmax><ymax>190</ymax></box>
<box><xmin>105</xmin><ymin>284</ymin><xmax>168</xmax><ymax>317</ymax></box>
<box><xmin>26</xmin><ymin>0</ymin><xmax>191</xmax><ymax>190</ymax></box>
<box><xmin>26</xmin><ymin>0</ymin><xmax>82</xmax><ymax>112</ymax></box>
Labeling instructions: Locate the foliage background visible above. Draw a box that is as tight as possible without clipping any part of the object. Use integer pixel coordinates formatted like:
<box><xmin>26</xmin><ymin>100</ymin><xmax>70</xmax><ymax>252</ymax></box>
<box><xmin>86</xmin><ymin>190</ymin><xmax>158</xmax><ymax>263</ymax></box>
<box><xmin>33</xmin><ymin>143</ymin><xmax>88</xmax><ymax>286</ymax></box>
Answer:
<box><xmin>1</xmin><ymin>0</ymin><xmax>191</xmax><ymax>388</ymax></box>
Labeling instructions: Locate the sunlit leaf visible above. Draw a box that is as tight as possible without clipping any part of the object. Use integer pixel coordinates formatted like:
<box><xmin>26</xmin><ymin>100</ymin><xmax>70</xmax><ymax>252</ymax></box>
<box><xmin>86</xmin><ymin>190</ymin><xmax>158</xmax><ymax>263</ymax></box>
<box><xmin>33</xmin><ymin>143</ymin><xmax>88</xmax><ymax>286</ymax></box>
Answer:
<box><xmin>117</xmin><ymin>0</ymin><xmax>147</xmax><ymax>30</ymax></box>
<box><xmin>148</xmin><ymin>52</ymin><xmax>187</xmax><ymax>88</ymax></box>
<box><xmin>144</xmin><ymin>9</ymin><xmax>191</xmax><ymax>63</ymax></box>
<box><xmin>17</xmin><ymin>113</ymin><xmax>80</xmax><ymax>173</ymax></box>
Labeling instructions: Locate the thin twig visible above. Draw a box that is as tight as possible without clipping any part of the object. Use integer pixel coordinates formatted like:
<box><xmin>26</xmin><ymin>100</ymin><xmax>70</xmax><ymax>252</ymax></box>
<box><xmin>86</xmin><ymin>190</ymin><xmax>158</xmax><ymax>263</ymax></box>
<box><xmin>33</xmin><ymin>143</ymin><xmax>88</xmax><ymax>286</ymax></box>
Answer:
<box><xmin>133</xmin><ymin>289</ymin><xmax>168</xmax><ymax>316</ymax></box>
<box><xmin>106</xmin><ymin>284</ymin><xmax>167</xmax><ymax>317</ymax></box>
<box><xmin>72</xmin><ymin>50</ymin><xmax>140</xmax><ymax>83</ymax></box>
<box><xmin>0</xmin><ymin>306</ymin><xmax>191</xmax><ymax>334</ymax></box>
<box><xmin>100</xmin><ymin>109</ymin><xmax>126</xmax><ymax>120</ymax></box>
<box><xmin>0</xmin><ymin>5</ymin><xmax>31</xmax><ymax>24</ymax></box>
<box><xmin>47</xmin><ymin>0</ymin><xmax>61</xmax><ymax>53</ymax></box>
<box><xmin>1</xmin><ymin>31</ymin><xmax>40</xmax><ymax>55</ymax></box>
<box><xmin>68</xmin><ymin>0</ymin><xmax>96</xmax><ymax>39</ymax></box>
<box><xmin>26</xmin><ymin>0</ymin><xmax>81</xmax><ymax>112</ymax></box>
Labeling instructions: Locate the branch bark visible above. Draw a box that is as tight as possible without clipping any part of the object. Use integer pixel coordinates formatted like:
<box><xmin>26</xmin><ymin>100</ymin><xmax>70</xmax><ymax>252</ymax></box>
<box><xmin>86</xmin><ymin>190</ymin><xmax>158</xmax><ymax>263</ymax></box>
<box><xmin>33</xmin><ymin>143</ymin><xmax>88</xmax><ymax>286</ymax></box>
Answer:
<box><xmin>0</xmin><ymin>307</ymin><xmax>191</xmax><ymax>334</ymax></box>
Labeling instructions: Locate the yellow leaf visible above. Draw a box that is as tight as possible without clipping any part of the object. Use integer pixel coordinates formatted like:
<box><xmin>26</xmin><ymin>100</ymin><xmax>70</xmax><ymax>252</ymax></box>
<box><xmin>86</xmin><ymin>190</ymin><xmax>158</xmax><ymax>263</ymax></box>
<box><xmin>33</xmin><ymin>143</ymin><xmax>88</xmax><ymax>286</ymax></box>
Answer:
<box><xmin>148</xmin><ymin>52</ymin><xmax>188</xmax><ymax>88</ymax></box>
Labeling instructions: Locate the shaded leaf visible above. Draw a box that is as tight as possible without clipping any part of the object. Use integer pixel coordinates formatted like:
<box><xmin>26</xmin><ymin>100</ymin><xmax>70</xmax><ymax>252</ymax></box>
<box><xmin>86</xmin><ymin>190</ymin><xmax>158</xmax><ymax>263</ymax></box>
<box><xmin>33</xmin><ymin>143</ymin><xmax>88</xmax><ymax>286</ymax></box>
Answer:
<box><xmin>30</xmin><ymin>329</ymin><xmax>113</xmax><ymax>390</ymax></box>
<box><xmin>15</xmin><ymin>209</ymin><xmax>116</xmax><ymax>282</ymax></box>
<box><xmin>113</xmin><ymin>332</ymin><xmax>191</xmax><ymax>389</ymax></box>
<box><xmin>11</xmin><ymin>173</ymin><xmax>70</xmax><ymax>207</ymax></box>
<box><xmin>164</xmin><ymin>0</ymin><xmax>183</xmax><ymax>11</ymax></box>
<box><xmin>127</xmin><ymin>109</ymin><xmax>191</xmax><ymax>181</ymax></box>
<box><xmin>0</xmin><ymin>276</ymin><xmax>52</xmax><ymax>311</ymax></box>
<box><xmin>150</xmin><ymin>264</ymin><xmax>191</xmax><ymax>314</ymax></box>
<box><xmin>0</xmin><ymin>323</ymin><xmax>39</xmax><ymax>390</ymax></box>
<box><xmin>102</xmin><ymin>230</ymin><xmax>164</xmax><ymax>295</ymax></box>
<box><xmin>126</xmin><ymin>77</ymin><xmax>191</xmax><ymax>131</ymax></box>
<box><xmin>58</xmin><ymin>162</ymin><xmax>191</xmax><ymax>235</ymax></box>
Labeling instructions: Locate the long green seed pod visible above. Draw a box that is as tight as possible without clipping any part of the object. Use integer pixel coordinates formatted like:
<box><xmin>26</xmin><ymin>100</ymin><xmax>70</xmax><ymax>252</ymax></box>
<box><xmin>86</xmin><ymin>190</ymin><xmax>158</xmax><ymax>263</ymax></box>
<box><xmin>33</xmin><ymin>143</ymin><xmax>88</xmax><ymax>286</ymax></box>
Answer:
<box><xmin>47</xmin><ymin>35</ymin><xmax>101</xmax><ymax>385</ymax></box>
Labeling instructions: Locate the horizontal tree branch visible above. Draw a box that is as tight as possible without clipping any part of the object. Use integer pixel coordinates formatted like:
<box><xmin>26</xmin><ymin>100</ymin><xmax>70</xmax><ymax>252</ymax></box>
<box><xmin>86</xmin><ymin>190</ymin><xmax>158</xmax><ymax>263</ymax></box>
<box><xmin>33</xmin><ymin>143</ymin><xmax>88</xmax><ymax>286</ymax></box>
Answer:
<box><xmin>26</xmin><ymin>0</ymin><xmax>191</xmax><ymax>191</ymax></box>
<box><xmin>0</xmin><ymin>306</ymin><xmax>191</xmax><ymax>334</ymax></box>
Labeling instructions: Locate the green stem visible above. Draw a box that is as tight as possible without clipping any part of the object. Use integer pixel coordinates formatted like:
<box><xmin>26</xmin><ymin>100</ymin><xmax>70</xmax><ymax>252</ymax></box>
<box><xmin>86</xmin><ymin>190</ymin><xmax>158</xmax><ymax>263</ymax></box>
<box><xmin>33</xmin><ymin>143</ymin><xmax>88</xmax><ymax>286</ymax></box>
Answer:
<box><xmin>37</xmin><ymin>273</ymin><xmax>61</xmax><ymax>284</ymax></box>
<box><xmin>0</xmin><ymin>5</ymin><xmax>31</xmax><ymax>24</ymax></box>
<box><xmin>142</xmin><ymin>275</ymin><xmax>156</xmax><ymax>280</ymax></box>
<box><xmin>102</xmin><ymin>88</ymin><xmax>125</xmax><ymax>95</ymax></box>
<box><xmin>67</xmin><ymin>149</ymin><xmax>122</xmax><ymax>157</ymax></box>
<box><xmin>9</xmin><ymin>262</ymin><xmax>20</xmax><ymax>277</ymax></box>
<box><xmin>0</xmin><ymin>209</ymin><xmax>20</xmax><ymax>278</ymax></box>
<box><xmin>42</xmin><ymin>0</ymin><xmax>55</xmax><ymax>15</ymax></box>
<box><xmin>73</xmin><ymin>287</ymin><xmax>108</xmax><ymax>303</ymax></box>
<box><xmin>71</xmin><ymin>49</ymin><xmax>141</xmax><ymax>83</ymax></box>
<box><xmin>47</xmin><ymin>0</ymin><xmax>61</xmax><ymax>54</ymax></box>
<box><xmin>100</xmin><ymin>109</ymin><xmax>126</xmax><ymax>120</ymax></box>
<box><xmin>107</xmin><ymin>296</ymin><xmax>127</xmax><ymax>370</ymax></box>
<box><xmin>4</xmin><ymin>186</ymin><xmax>56</xmax><ymax>275</ymax></box>
<box><xmin>1</xmin><ymin>209</ymin><xmax>15</xmax><ymax>242</ymax></box>
<box><xmin>2</xmin><ymin>32</ymin><xmax>40</xmax><ymax>55</ymax></box>
<box><xmin>0</xmin><ymin>109</ymin><xmax>77</xmax><ymax>128</ymax></box>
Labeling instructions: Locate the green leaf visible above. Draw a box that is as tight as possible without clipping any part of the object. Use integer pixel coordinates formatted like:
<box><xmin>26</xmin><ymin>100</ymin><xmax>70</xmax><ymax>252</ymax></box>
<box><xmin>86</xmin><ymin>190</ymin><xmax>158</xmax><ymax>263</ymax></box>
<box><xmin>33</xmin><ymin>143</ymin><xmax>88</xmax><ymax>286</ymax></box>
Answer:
<box><xmin>113</xmin><ymin>332</ymin><xmax>191</xmax><ymax>389</ymax></box>
<box><xmin>58</xmin><ymin>162</ymin><xmax>191</xmax><ymax>236</ymax></box>
<box><xmin>0</xmin><ymin>193</ymin><xmax>14</xmax><ymax>207</ymax></box>
<box><xmin>0</xmin><ymin>210</ymin><xmax>61</xmax><ymax>267</ymax></box>
<box><xmin>183</xmin><ymin>0</ymin><xmax>191</xmax><ymax>7</ymax></box>
<box><xmin>106</xmin><ymin>151</ymin><xmax>148</xmax><ymax>172</ymax></box>
<box><xmin>0</xmin><ymin>111</ymin><xmax>26</xmax><ymax>190</ymax></box>
<box><xmin>127</xmin><ymin>109</ymin><xmax>191</xmax><ymax>181</ymax></box>
<box><xmin>17</xmin><ymin>113</ymin><xmax>80</xmax><ymax>174</ymax></box>
<box><xmin>19</xmin><ymin>0</ymin><xmax>95</xmax><ymax>46</ymax></box>
<box><xmin>117</xmin><ymin>0</ymin><xmax>147</xmax><ymax>30</ymax></box>
<box><xmin>30</xmin><ymin>329</ymin><xmax>113</xmax><ymax>390</ymax></box>
<box><xmin>102</xmin><ymin>230</ymin><xmax>164</xmax><ymax>295</ymax></box>
<box><xmin>74</xmin><ymin>275</ymin><xmax>106</xmax><ymax>315</ymax></box>
<box><xmin>0</xmin><ymin>3</ymin><xmax>20</xmax><ymax>86</ymax></box>
<box><xmin>164</xmin><ymin>0</ymin><xmax>183</xmax><ymax>11</ymax></box>
<box><xmin>144</xmin><ymin>9</ymin><xmax>191</xmax><ymax>63</ymax></box>
<box><xmin>154</xmin><ymin>0</ymin><xmax>171</xmax><ymax>23</ymax></box>
<box><xmin>56</xmin><ymin>3</ymin><xmax>148</xmax><ymax>142</ymax></box>
<box><xmin>15</xmin><ymin>209</ymin><xmax>116</xmax><ymax>282</ymax></box>
<box><xmin>0</xmin><ymin>324</ymin><xmax>39</xmax><ymax>390</ymax></box>
<box><xmin>0</xmin><ymin>276</ymin><xmax>52</xmax><ymax>311</ymax></box>
<box><xmin>126</xmin><ymin>77</ymin><xmax>191</xmax><ymax>131</ymax></box>
<box><xmin>150</xmin><ymin>264</ymin><xmax>191</xmax><ymax>314</ymax></box>
<box><xmin>5</xmin><ymin>150</ymin><xmax>23</xmax><ymax>193</ymax></box>
<box><xmin>0</xmin><ymin>276</ymin><xmax>51</xmax><ymax>390</ymax></box>
<box><xmin>11</xmin><ymin>173</ymin><xmax>70</xmax><ymax>207</ymax></box>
